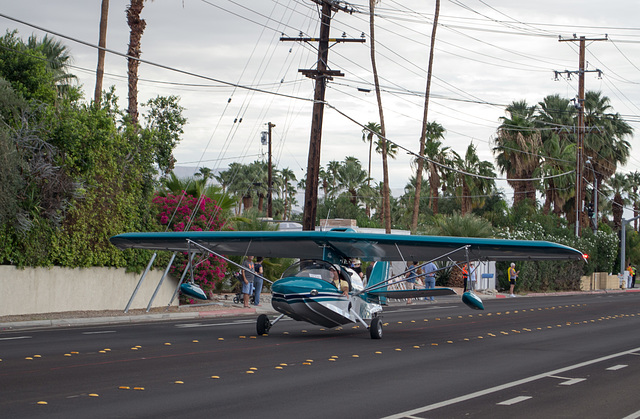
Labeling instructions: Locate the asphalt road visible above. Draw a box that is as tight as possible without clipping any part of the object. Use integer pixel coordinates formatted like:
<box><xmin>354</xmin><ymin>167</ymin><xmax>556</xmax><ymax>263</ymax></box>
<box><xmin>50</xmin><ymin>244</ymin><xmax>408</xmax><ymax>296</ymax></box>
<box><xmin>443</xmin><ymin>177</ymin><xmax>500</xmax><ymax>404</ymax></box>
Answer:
<box><xmin>2</xmin><ymin>293</ymin><xmax>640</xmax><ymax>418</ymax></box>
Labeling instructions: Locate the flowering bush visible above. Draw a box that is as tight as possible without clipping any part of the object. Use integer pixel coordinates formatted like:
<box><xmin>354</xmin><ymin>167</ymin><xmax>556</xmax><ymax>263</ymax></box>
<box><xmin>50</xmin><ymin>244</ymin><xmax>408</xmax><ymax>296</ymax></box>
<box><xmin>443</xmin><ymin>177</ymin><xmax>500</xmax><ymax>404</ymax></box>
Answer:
<box><xmin>495</xmin><ymin>220</ymin><xmax>619</xmax><ymax>291</ymax></box>
<box><xmin>152</xmin><ymin>193</ymin><xmax>228</xmax><ymax>298</ymax></box>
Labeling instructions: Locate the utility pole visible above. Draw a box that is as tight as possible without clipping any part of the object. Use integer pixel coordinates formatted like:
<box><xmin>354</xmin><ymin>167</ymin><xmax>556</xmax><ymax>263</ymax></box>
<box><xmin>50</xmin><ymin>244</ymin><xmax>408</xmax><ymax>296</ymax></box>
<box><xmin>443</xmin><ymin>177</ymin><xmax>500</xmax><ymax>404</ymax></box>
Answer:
<box><xmin>267</xmin><ymin>122</ymin><xmax>275</xmax><ymax>218</ymax></box>
<box><xmin>556</xmin><ymin>34</ymin><xmax>607</xmax><ymax>237</ymax></box>
<box><xmin>281</xmin><ymin>0</ymin><xmax>365</xmax><ymax>231</ymax></box>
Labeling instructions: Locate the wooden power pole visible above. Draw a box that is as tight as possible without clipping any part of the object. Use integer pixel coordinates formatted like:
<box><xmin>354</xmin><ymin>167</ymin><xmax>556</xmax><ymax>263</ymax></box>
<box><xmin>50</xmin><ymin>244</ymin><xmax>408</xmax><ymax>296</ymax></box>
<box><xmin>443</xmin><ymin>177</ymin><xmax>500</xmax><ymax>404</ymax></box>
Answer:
<box><xmin>557</xmin><ymin>34</ymin><xmax>607</xmax><ymax>237</ymax></box>
<box><xmin>281</xmin><ymin>0</ymin><xmax>364</xmax><ymax>231</ymax></box>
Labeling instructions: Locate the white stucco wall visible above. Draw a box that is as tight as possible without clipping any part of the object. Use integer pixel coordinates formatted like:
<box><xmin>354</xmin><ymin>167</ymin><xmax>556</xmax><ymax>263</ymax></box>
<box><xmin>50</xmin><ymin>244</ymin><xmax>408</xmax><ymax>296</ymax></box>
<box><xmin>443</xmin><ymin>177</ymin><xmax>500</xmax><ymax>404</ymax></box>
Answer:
<box><xmin>0</xmin><ymin>266</ymin><xmax>178</xmax><ymax>316</ymax></box>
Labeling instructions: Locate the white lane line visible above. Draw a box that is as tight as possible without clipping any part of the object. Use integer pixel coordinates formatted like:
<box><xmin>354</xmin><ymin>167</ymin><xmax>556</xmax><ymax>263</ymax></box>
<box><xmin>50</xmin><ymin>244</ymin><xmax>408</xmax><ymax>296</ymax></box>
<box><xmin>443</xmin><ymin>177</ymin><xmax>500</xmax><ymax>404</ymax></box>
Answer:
<box><xmin>548</xmin><ymin>375</ymin><xmax>587</xmax><ymax>386</ymax></box>
<box><xmin>497</xmin><ymin>396</ymin><xmax>532</xmax><ymax>406</ymax></box>
<box><xmin>621</xmin><ymin>409</ymin><xmax>640</xmax><ymax>419</ymax></box>
<box><xmin>175</xmin><ymin>319</ymin><xmax>259</xmax><ymax>328</ymax></box>
<box><xmin>82</xmin><ymin>331</ymin><xmax>116</xmax><ymax>335</ymax></box>
<box><xmin>558</xmin><ymin>378</ymin><xmax>586</xmax><ymax>386</ymax></box>
<box><xmin>381</xmin><ymin>345</ymin><xmax>640</xmax><ymax>419</ymax></box>
<box><xmin>606</xmin><ymin>364</ymin><xmax>627</xmax><ymax>371</ymax></box>
<box><xmin>0</xmin><ymin>336</ymin><xmax>32</xmax><ymax>341</ymax></box>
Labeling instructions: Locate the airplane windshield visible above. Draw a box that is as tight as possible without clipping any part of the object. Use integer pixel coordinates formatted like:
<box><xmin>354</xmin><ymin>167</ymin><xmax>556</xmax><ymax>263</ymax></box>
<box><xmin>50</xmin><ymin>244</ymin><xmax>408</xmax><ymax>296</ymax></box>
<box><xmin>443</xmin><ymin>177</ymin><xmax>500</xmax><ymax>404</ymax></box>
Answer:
<box><xmin>281</xmin><ymin>260</ymin><xmax>335</xmax><ymax>281</ymax></box>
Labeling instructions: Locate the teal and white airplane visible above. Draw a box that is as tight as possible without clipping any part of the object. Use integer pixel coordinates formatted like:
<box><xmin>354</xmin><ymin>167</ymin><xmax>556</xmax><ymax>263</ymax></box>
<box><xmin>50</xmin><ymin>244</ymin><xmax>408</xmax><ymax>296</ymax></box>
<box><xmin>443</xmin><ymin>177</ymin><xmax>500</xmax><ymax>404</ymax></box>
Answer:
<box><xmin>110</xmin><ymin>229</ymin><xmax>584</xmax><ymax>339</ymax></box>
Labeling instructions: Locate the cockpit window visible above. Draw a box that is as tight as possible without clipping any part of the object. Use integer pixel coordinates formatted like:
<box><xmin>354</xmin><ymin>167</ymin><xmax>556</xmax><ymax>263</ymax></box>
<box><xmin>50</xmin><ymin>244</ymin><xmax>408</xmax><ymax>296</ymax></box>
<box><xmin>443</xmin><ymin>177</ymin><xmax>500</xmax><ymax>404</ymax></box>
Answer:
<box><xmin>281</xmin><ymin>260</ymin><xmax>336</xmax><ymax>281</ymax></box>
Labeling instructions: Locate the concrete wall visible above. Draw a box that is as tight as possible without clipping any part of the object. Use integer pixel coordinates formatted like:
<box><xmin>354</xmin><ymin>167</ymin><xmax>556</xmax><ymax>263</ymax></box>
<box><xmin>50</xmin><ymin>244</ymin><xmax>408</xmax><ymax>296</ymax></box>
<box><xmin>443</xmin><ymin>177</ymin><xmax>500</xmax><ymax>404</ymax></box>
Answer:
<box><xmin>0</xmin><ymin>266</ymin><xmax>178</xmax><ymax>316</ymax></box>
<box><xmin>580</xmin><ymin>272</ymin><xmax>622</xmax><ymax>291</ymax></box>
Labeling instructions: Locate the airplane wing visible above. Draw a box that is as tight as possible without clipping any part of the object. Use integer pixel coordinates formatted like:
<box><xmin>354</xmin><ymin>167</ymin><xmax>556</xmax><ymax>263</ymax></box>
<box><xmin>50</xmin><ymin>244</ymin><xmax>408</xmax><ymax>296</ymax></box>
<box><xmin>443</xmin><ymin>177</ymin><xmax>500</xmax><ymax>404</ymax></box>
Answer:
<box><xmin>110</xmin><ymin>230</ymin><xmax>584</xmax><ymax>262</ymax></box>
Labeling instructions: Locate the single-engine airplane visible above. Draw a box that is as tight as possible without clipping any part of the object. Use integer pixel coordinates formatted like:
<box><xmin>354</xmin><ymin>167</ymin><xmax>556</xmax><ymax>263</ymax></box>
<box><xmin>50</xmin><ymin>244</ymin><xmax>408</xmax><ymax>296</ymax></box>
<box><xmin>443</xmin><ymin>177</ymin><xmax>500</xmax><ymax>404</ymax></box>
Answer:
<box><xmin>110</xmin><ymin>228</ymin><xmax>584</xmax><ymax>339</ymax></box>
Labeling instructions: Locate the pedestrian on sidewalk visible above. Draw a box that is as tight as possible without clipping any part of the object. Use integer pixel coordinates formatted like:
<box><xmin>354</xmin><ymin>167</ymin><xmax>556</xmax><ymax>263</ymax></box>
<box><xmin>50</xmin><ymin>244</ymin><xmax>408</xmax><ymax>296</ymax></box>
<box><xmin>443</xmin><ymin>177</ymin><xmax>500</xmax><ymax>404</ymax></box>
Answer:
<box><xmin>253</xmin><ymin>257</ymin><xmax>264</xmax><ymax>306</ymax></box>
<box><xmin>242</xmin><ymin>256</ymin><xmax>255</xmax><ymax>308</ymax></box>
<box><xmin>405</xmin><ymin>261</ymin><xmax>418</xmax><ymax>304</ymax></box>
<box><xmin>508</xmin><ymin>263</ymin><xmax>519</xmax><ymax>297</ymax></box>
<box><xmin>423</xmin><ymin>261</ymin><xmax>437</xmax><ymax>302</ymax></box>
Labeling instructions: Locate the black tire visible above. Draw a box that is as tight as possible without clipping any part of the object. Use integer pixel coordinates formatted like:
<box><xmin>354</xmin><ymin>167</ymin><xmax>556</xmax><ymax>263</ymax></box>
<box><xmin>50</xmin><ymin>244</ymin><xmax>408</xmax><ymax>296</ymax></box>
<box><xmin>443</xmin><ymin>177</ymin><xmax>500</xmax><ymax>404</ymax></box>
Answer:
<box><xmin>370</xmin><ymin>316</ymin><xmax>383</xmax><ymax>339</ymax></box>
<box><xmin>233</xmin><ymin>295</ymin><xmax>240</xmax><ymax>304</ymax></box>
<box><xmin>256</xmin><ymin>314</ymin><xmax>271</xmax><ymax>336</ymax></box>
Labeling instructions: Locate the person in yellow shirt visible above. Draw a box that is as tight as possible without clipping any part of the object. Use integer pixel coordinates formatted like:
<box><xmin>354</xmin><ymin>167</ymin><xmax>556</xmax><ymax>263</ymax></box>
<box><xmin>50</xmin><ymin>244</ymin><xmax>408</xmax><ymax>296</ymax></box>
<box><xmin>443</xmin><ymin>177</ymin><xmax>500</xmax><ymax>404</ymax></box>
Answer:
<box><xmin>508</xmin><ymin>263</ymin><xmax>519</xmax><ymax>297</ymax></box>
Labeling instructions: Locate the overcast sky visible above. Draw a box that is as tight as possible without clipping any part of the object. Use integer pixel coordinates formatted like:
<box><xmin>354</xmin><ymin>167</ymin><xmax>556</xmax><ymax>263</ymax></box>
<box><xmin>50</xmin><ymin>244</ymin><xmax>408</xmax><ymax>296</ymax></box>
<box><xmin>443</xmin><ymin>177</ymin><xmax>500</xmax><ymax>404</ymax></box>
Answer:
<box><xmin>2</xmin><ymin>0</ymin><xmax>639</xmax><ymax>202</ymax></box>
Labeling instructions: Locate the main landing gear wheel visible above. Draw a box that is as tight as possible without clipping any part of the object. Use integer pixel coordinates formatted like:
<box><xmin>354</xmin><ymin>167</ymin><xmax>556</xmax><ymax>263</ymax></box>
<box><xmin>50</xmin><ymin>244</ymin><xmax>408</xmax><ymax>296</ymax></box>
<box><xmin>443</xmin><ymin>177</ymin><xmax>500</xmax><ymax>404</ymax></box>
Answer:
<box><xmin>369</xmin><ymin>316</ymin><xmax>383</xmax><ymax>339</ymax></box>
<box><xmin>256</xmin><ymin>314</ymin><xmax>271</xmax><ymax>336</ymax></box>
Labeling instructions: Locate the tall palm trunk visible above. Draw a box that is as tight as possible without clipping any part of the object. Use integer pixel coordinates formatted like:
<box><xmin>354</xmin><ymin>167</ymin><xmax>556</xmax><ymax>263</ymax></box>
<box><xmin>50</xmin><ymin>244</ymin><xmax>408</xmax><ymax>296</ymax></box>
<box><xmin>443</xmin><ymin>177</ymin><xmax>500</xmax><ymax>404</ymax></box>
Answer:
<box><xmin>126</xmin><ymin>0</ymin><xmax>146</xmax><ymax>125</ymax></box>
<box><xmin>369</xmin><ymin>0</ymin><xmax>391</xmax><ymax>233</ymax></box>
<box><xmin>94</xmin><ymin>0</ymin><xmax>109</xmax><ymax>105</ymax></box>
<box><xmin>411</xmin><ymin>0</ymin><xmax>440</xmax><ymax>232</ymax></box>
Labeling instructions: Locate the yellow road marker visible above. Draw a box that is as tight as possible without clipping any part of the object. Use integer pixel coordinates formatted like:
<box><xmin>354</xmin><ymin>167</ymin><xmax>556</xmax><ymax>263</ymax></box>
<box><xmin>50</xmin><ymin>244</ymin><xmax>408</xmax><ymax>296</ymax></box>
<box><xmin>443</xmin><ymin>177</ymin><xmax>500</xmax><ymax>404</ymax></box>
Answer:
<box><xmin>25</xmin><ymin>357</ymin><xmax>33</xmax><ymax>360</ymax></box>
<box><xmin>89</xmin><ymin>393</ymin><xmax>99</xmax><ymax>397</ymax></box>
<box><xmin>175</xmin><ymin>381</ymin><xmax>184</xmax><ymax>384</ymax></box>
<box><xmin>119</xmin><ymin>386</ymin><xmax>130</xmax><ymax>390</ymax></box>
<box><xmin>134</xmin><ymin>387</ymin><xmax>145</xmax><ymax>391</ymax></box>
<box><xmin>37</xmin><ymin>401</ymin><xmax>48</xmax><ymax>405</ymax></box>
<box><xmin>250</xmin><ymin>367</ymin><xmax>258</xmax><ymax>371</ymax></box>
<box><xmin>275</xmin><ymin>366</ymin><xmax>283</xmax><ymax>369</ymax></box>
<box><xmin>375</xmin><ymin>351</ymin><xmax>382</xmax><ymax>354</ymax></box>
<box><xmin>34</xmin><ymin>355</ymin><xmax>41</xmax><ymax>358</ymax></box>
<box><xmin>192</xmin><ymin>340</ymin><xmax>199</xmax><ymax>343</ymax></box>
<box><xmin>211</xmin><ymin>375</ymin><xmax>220</xmax><ymax>379</ymax></box>
<box><xmin>164</xmin><ymin>342</ymin><xmax>172</xmax><ymax>345</ymax></box>
<box><xmin>246</xmin><ymin>371</ymin><xmax>255</xmax><ymax>374</ymax></box>
<box><xmin>218</xmin><ymin>338</ymin><xmax>224</xmax><ymax>340</ymax></box>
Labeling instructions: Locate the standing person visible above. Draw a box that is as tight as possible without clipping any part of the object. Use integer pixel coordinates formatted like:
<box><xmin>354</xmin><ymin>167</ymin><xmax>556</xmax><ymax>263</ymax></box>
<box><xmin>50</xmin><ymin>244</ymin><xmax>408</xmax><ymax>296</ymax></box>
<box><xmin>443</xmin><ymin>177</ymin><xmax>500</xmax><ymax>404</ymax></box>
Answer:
<box><xmin>626</xmin><ymin>263</ymin><xmax>635</xmax><ymax>289</ymax></box>
<box><xmin>405</xmin><ymin>261</ymin><xmax>418</xmax><ymax>305</ymax></box>
<box><xmin>462</xmin><ymin>263</ymin><xmax>469</xmax><ymax>292</ymax></box>
<box><xmin>365</xmin><ymin>262</ymin><xmax>373</xmax><ymax>287</ymax></box>
<box><xmin>352</xmin><ymin>259</ymin><xmax>364</xmax><ymax>280</ymax></box>
<box><xmin>423</xmin><ymin>261</ymin><xmax>437</xmax><ymax>302</ymax></box>
<box><xmin>241</xmin><ymin>256</ymin><xmax>255</xmax><ymax>308</ymax></box>
<box><xmin>253</xmin><ymin>257</ymin><xmax>264</xmax><ymax>306</ymax></box>
<box><xmin>508</xmin><ymin>262</ymin><xmax>519</xmax><ymax>297</ymax></box>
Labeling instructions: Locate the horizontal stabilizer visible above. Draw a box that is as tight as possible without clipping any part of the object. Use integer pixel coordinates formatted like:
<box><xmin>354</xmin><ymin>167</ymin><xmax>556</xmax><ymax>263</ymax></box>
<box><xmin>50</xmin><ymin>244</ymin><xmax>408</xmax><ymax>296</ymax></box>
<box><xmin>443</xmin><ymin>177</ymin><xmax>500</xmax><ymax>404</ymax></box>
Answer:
<box><xmin>368</xmin><ymin>287</ymin><xmax>456</xmax><ymax>300</ymax></box>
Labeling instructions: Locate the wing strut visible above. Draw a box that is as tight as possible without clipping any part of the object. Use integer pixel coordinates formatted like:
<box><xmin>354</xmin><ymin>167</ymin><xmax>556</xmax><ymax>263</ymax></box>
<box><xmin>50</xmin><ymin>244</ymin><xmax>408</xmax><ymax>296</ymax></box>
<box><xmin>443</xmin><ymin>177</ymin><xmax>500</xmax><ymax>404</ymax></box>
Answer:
<box><xmin>359</xmin><ymin>245</ymin><xmax>470</xmax><ymax>295</ymax></box>
<box><xmin>187</xmin><ymin>239</ymin><xmax>273</xmax><ymax>284</ymax></box>
<box><xmin>145</xmin><ymin>252</ymin><xmax>176</xmax><ymax>312</ymax></box>
<box><xmin>124</xmin><ymin>252</ymin><xmax>157</xmax><ymax>313</ymax></box>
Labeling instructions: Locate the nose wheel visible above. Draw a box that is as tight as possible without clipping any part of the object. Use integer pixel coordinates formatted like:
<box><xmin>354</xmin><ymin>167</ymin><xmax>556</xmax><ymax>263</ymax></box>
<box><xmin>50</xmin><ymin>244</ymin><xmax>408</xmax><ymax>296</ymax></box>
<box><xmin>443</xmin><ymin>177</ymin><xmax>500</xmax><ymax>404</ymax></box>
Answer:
<box><xmin>369</xmin><ymin>316</ymin><xmax>383</xmax><ymax>339</ymax></box>
<box><xmin>256</xmin><ymin>314</ymin><xmax>272</xmax><ymax>335</ymax></box>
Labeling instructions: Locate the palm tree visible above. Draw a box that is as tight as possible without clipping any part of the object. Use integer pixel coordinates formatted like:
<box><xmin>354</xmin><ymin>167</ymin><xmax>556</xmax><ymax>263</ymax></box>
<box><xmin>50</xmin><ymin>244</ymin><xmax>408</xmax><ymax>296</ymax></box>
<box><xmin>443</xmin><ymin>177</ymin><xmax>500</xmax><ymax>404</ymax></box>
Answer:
<box><xmin>335</xmin><ymin>157</ymin><xmax>371</xmax><ymax>206</ymax></box>
<box><xmin>279</xmin><ymin>167</ymin><xmax>297</xmax><ymax>220</ymax></box>
<box><xmin>421</xmin><ymin>121</ymin><xmax>449</xmax><ymax>215</ymax></box>
<box><xmin>368</xmin><ymin>0</ymin><xmax>391</xmax><ymax>233</ymax></box>
<box><xmin>536</xmin><ymin>94</ymin><xmax>576</xmax><ymax>216</ymax></box>
<box><xmin>94</xmin><ymin>0</ymin><xmax>109</xmax><ymax>105</ymax></box>
<box><xmin>494</xmin><ymin>100</ymin><xmax>541</xmax><ymax>206</ymax></box>
<box><xmin>412</xmin><ymin>0</ymin><xmax>441</xmax><ymax>233</ymax></box>
<box><xmin>582</xmin><ymin>91</ymin><xmax>632</xmax><ymax>231</ymax></box>
<box><xmin>362</xmin><ymin>122</ymin><xmax>381</xmax><ymax>217</ymax></box>
<box><xmin>27</xmin><ymin>34</ymin><xmax>77</xmax><ymax>97</ymax></box>
<box><xmin>609</xmin><ymin>172</ymin><xmax>628</xmax><ymax>232</ymax></box>
<box><xmin>627</xmin><ymin>171</ymin><xmax>640</xmax><ymax>231</ymax></box>
<box><xmin>126</xmin><ymin>0</ymin><xmax>147</xmax><ymax>125</ymax></box>
<box><xmin>454</xmin><ymin>144</ymin><xmax>496</xmax><ymax>215</ymax></box>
